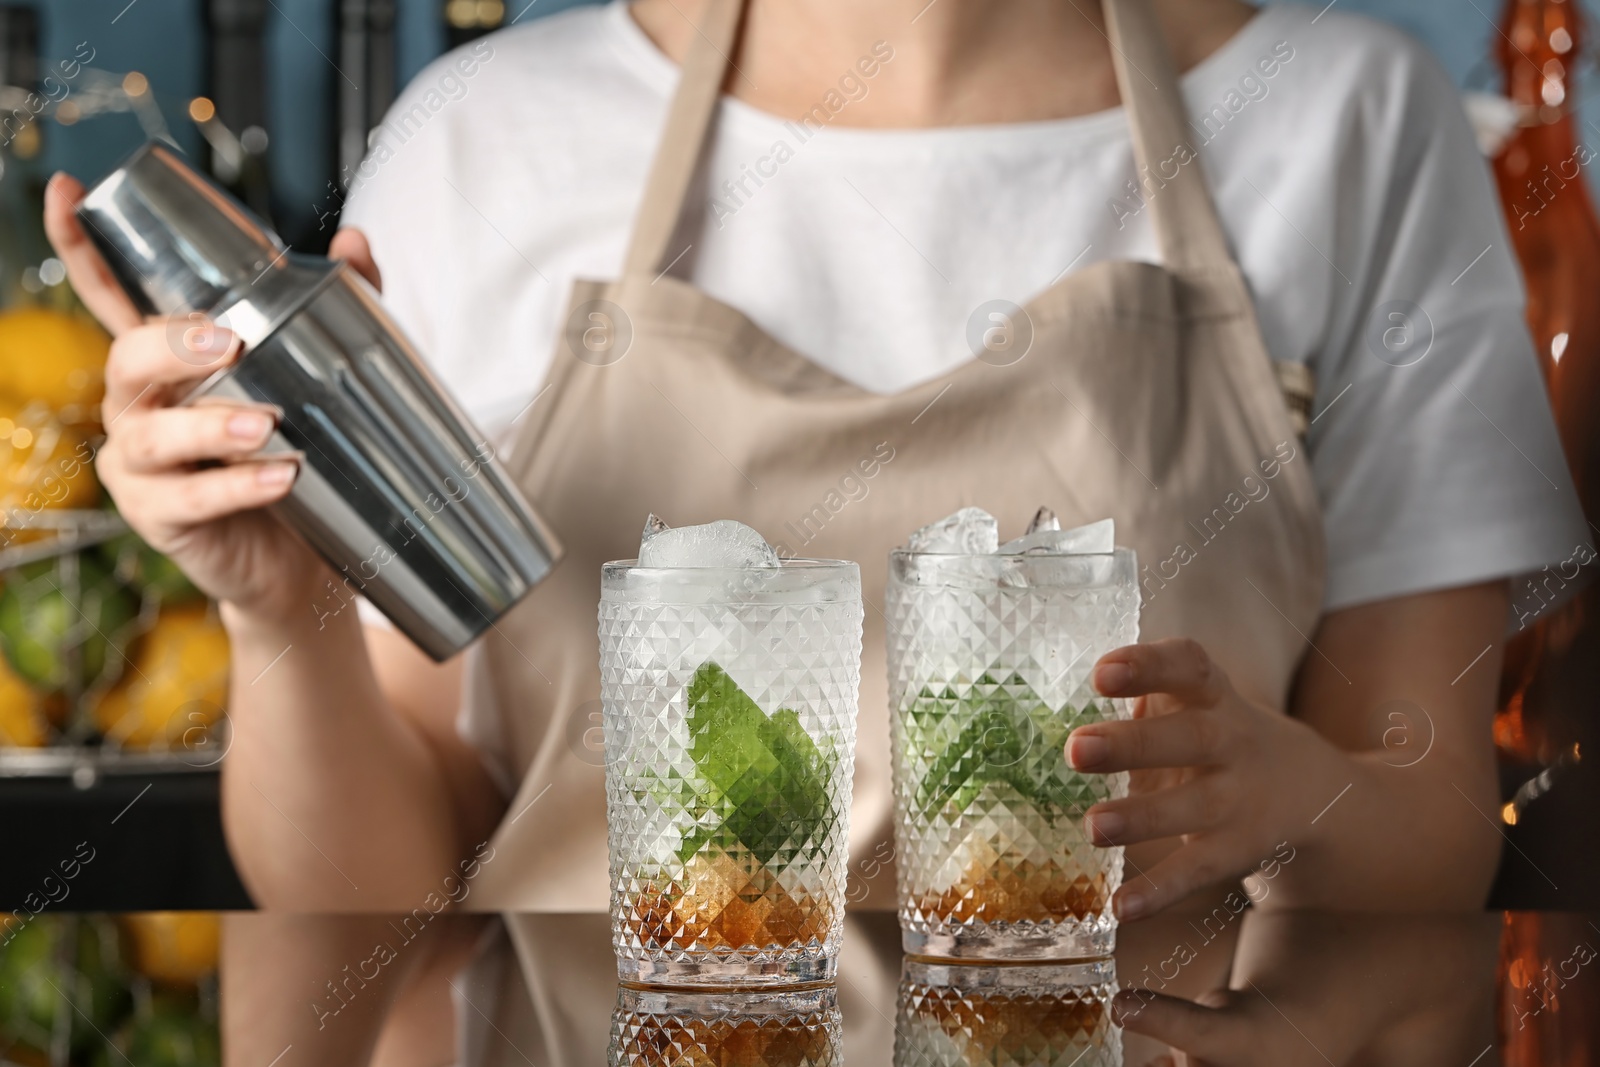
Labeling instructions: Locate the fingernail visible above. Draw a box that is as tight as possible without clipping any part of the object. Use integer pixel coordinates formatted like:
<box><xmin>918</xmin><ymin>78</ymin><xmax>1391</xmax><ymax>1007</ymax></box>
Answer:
<box><xmin>227</xmin><ymin>411</ymin><xmax>273</xmax><ymax>441</ymax></box>
<box><xmin>184</xmin><ymin>324</ymin><xmax>236</xmax><ymax>355</ymax></box>
<box><xmin>1068</xmin><ymin>733</ymin><xmax>1110</xmax><ymax>770</ymax></box>
<box><xmin>1085</xmin><ymin>811</ymin><xmax>1124</xmax><ymax>845</ymax></box>
<box><xmin>255</xmin><ymin>461</ymin><xmax>296</xmax><ymax>486</ymax></box>
<box><xmin>1094</xmin><ymin>662</ymin><xmax>1133</xmax><ymax>695</ymax></box>
<box><xmin>1116</xmin><ymin>891</ymin><xmax>1146</xmax><ymax>921</ymax></box>
<box><xmin>1110</xmin><ymin>990</ymin><xmax>1148</xmax><ymax>1025</ymax></box>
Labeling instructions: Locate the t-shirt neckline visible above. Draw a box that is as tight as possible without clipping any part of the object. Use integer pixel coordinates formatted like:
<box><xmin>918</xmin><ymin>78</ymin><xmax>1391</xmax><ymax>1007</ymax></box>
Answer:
<box><xmin>602</xmin><ymin>0</ymin><xmax>1295</xmax><ymax>152</ymax></box>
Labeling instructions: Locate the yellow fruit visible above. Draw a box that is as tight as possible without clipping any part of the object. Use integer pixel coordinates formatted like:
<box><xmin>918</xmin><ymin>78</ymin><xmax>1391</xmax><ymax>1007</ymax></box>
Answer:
<box><xmin>0</xmin><ymin>307</ymin><xmax>109</xmax><ymax>421</ymax></box>
<box><xmin>0</xmin><ymin>654</ymin><xmax>53</xmax><ymax>746</ymax></box>
<box><xmin>117</xmin><ymin>913</ymin><xmax>220</xmax><ymax>984</ymax></box>
<box><xmin>0</xmin><ymin>399</ymin><xmax>100</xmax><ymax>513</ymax></box>
<box><xmin>94</xmin><ymin>603</ymin><xmax>228</xmax><ymax>748</ymax></box>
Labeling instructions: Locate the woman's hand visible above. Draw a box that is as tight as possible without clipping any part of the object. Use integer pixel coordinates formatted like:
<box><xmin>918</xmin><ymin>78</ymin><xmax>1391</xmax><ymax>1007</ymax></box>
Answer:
<box><xmin>1066</xmin><ymin>638</ymin><xmax>1353</xmax><ymax>921</ymax></box>
<box><xmin>43</xmin><ymin>174</ymin><xmax>378</xmax><ymax>625</ymax></box>
<box><xmin>1114</xmin><ymin>910</ymin><xmax>1500</xmax><ymax>1067</ymax></box>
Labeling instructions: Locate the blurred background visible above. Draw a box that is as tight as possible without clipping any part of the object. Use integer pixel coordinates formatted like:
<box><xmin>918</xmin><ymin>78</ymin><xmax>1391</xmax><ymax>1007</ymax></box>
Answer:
<box><xmin>7</xmin><ymin>0</ymin><xmax>1600</xmax><ymax>251</ymax></box>
<box><xmin>0</xmin><ymin>913</ymin><xmax>219</xmax><ymax>1067</ymax></box>
<box><xmin>1</xmin><ymin>1</ymin><xmax>1599</xmax><ymax>1063</ymax></box>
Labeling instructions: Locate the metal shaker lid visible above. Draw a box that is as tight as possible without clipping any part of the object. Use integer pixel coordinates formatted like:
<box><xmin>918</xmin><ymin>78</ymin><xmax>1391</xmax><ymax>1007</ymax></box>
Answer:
<box><xmin>76</xmin><ymin>141</ymin><xmax>289</xmax><ymax>317</ymax></box>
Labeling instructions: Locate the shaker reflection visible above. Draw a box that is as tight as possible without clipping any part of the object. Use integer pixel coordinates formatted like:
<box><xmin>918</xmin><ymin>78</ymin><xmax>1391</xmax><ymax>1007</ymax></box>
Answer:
<box><xmin>895</xmin><ymin>958</ymin><xmax>1121</xmax><ymax>1067</ymax></box>
<box><xmin>608</xmin><ymin>984</ymin><xmax>843</xmax><ymax>1066</ymax></box>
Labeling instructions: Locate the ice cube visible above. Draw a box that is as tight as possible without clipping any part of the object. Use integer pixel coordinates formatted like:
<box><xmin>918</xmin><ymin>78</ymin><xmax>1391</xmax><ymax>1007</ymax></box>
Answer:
<box><xmin>637</xmin><ymin>517</ymin><xmax>781</xmax><ymax>568</ymax></box>
<box><xmin>906</xmin><ymin>506</ymin><xmax>1000</xmax><ymax>554</ymax></box>
<box><xmin>1000</xmin><ymin>517</ymin><xmax>1115</xmax><ymax>555</ymax></box>
<box><xmin>1025</xmin><ymin>505</ymin><xmax>1060</xmax><ymax>534</ymax></box>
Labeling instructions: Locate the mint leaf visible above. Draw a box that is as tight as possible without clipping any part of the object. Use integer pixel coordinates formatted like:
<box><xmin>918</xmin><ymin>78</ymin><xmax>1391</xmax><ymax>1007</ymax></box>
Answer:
<box><xmin>903</xmin><ymin>672</ymin><xmax>1116</xmax><ymax>823</ymax></box>
<box><xmin>684</xmin><ymin>661</ymin><xmax>835</xmax><ymax>867</ymax></box>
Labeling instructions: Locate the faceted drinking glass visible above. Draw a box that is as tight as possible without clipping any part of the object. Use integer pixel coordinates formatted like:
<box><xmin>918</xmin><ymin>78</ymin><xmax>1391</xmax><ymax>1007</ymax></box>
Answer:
<box><xmin>599</xmin><ymin>560</ymin><xmax>863</xmax><ymax>986</ymax></box>
<box><xmin>896</xmin><ymin>958</ymin><xmax>1122</xmax><ymax>1066</ymax></box>
<box><xmin>609</xmin><ymin>985</ymin><xmax>843</xmax><ymax>1066</ymax></box>
<box><xmin>887</xmin><ymin>548</ymin><xmax>1139</xmax><ymax>959</ymax></box>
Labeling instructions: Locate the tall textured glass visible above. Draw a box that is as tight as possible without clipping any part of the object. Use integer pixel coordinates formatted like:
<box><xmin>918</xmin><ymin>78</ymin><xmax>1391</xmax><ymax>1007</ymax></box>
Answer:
<box><xmin>888</xmin><ymin>548</ymin><xmax>1139</xmax><ymax>959</ymax></box>
<box><xmin>896</xmin><ymin>958</ymin><xmax>1122</xmax><ymax>1067</ymax></box>
<box><xmin>599</xmin><ymin>560</ymin><xmax>863</xmax><ymax>986</ymax></box>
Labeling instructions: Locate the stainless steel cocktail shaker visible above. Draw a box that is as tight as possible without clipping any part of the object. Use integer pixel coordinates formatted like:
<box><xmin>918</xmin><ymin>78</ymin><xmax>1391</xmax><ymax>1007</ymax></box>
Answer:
<box><xmin>77</xmin><ymin>142</ymin><xmax>561</xmax><ymax>660</ymax></box>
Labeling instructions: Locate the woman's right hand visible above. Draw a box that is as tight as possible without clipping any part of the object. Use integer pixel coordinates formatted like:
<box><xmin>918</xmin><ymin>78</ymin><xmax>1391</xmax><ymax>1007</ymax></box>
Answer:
<box><xmin>44</xmin><ymin>173</ymin><xmax>331</xmax><ymax>625</ymax></box>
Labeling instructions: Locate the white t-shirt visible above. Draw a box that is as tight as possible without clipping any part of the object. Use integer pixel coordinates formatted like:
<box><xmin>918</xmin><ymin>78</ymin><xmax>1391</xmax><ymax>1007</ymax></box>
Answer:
<box><xmin>344</xmin><ymin>0</ymin><xmax>1587</xmax><ymax>619</ymax></box>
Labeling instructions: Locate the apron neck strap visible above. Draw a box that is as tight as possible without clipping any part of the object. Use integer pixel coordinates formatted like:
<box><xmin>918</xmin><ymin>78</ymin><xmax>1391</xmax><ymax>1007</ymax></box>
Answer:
<box><xmin>1104</xmin><ymin>0</ymin><xmax>1233</xmax><ymax>272</ymax></box>
<box><xmin>621</xmin><ymin>0</ymin><xmax>1234</xmax><ymax>278</ymax></box>
<box><xmin>622</xmin><ymin>0</ymin><xmax>746</xmax><ymax>278</ymax></box>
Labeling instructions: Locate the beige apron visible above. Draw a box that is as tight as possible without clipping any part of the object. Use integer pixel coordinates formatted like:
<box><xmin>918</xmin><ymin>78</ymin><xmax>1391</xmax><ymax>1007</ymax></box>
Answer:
<box><xmin>471</xmin><ymin>0</ymin><xmax>1326</xmax><ymax>913</ymax></box>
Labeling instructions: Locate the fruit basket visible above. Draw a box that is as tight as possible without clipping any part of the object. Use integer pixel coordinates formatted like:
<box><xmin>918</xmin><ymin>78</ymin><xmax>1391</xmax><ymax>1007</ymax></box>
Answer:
<box><xmin>0</xmin><ymin>308</ymin><xmax>231</xmax><ymax>781</ymax></box>
<box><xmin>0</xmin><ymin>912</ymin><xmax>220</xmax><ymax>1067</ymax></box>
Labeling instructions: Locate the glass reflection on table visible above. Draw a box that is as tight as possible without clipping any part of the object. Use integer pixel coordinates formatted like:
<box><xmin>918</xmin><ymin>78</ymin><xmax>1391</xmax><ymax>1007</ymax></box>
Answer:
<box><xmin>608</xmin><ymin>984</ymin><xmax>842</xmax><ymax>1066</ymax></box>
<box><xmin>218</xmin><ymin>908</ymin><xmax>1535</xmax><ymax>1067</ymax></box>
<box><xmin>896</xmin><ymin>958</ymin><xmax>1120</xmax><ymax>1066</ymax></box>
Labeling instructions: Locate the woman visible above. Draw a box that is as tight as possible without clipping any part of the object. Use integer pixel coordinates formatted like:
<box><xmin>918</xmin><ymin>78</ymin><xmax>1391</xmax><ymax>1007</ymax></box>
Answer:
<box><xmin>45</xmin><ymin>0</ymin><xmax>1583</xmax><ymax>931</ymax></box>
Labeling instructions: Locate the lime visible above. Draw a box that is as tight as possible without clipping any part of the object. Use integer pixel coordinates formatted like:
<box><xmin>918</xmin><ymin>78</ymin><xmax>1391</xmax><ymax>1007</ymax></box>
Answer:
<box><xmin>0</xmin><ymin>917</ymin><xmax>61</xmax><ymax>1051</ymax></box>
<box><xmin>72</xmin><ymin>916</ymin><xmax>133</xmax><ymax>1054</ymax></box>
<box><xmin>93</xmin><ymin>1005</ymin><xmax>218</xmax><ymax>1067</ymax></box>
<box><xmin>98</xmin><ymin>531</ymin><xmax>202</xmax><ymax>606</ymax></box>
<box><xmin>0</xmin><ymin>555</ymin><xmax>139</xmax><ymax>692</ymax></box>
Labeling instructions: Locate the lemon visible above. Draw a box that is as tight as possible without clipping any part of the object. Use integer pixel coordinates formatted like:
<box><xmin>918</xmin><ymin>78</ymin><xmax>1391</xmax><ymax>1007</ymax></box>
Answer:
<box><xmin>0</xmin><ymin>307</ymin><xmax>109</xmax><ymax>422</ymax></box>
<box><xmin>0</xmin><ymin>653</ymin><xmax>55</xmax><ymax>746</ymax></box>
<box><xmin>0</xmin><ymin>555</ymin><xmax>138</xmax><ymax>692</ymax></box>
<box><xmin>117</xmin><ymin>913</ymin><xmax>220</xmax><ymax>985</ymax></box>
<box><xmin>94</xmin><ymin>602</ymin><xmax>228</xmax><ymax>748</ymax></box>
<box><xmin>0</xmin><ymin>400</ymin><xmax>100</xmax><ymax>513</ymax></box>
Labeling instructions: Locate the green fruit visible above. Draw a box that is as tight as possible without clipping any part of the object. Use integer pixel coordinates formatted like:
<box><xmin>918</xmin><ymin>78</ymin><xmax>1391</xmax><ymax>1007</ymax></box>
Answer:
<box><xmin>0</xmin><ymin>917</ymin><xmax>133</xmax><ymax>1063</ymax></box>
<box><xmin>93</xmin><ymin>1004</ymin><xmax>218</xmax><ymax>1067</ymax></box>
<box><xmin>72</xmin><ymin>916</ymin><xmax>132</xmax><ymax>1053</ymax></box>
<box><xmin>0</xmin><ymin>917</ymin><xmax>63</xmax><ymax>1051</ymax></box>
<box><xmin>0</xmin><ymin>555</ymin><xmax>139</xmax><ymax>691</ymax></box>
<box><xmin>98</xmin><ymin>532</ymin><xmax>202</xmax><ymax>606</ymax></box>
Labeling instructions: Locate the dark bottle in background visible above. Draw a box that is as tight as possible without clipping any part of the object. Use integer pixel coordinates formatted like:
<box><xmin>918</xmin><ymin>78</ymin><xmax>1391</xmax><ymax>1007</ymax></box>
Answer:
<box><xmin>203</xmin><ymin>0</ymin><xmax>274</xmax><ymax>220</ymax></box>
<box><xmin>338</xmin><ymin>0</ymin><xmax>398</xmax><ymax>183</ymax></box>
<box><xmin>0</xmin><ymin>3</ymin><xmax>49</xmax><ymax>310</ymax></box>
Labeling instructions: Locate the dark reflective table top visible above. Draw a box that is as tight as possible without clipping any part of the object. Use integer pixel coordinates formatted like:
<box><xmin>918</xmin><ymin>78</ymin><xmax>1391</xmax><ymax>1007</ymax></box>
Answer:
<box><xmin>221</xmin><ymin>909</ymin><xmax>1600</xmax><ymax>1066</ymax></box>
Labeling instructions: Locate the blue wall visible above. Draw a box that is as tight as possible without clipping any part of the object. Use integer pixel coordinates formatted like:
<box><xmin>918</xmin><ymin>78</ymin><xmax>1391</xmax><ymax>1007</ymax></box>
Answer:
<box><xmin>13</xmin><ymin>0</ymin><xmax>1577</xmax><ymax>235</ymax></box>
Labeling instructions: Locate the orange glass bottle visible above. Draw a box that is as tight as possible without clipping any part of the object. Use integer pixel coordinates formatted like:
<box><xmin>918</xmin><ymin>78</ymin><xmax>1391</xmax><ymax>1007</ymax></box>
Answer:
<box><xmin>1490</xmin><ymin>5</ymin><xmax>1600</xmax><ymax>1065</ymax></box>
<box><xmin>1490</xmin><ymin>0</ymin><xmax>1599</xmax><ymax>768</ymax></box>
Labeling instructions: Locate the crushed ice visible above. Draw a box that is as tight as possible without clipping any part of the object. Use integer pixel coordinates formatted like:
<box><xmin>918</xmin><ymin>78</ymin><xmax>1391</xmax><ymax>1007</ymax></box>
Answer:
<box><xmin>906</xmin><ymin>506</ymin><xmax>1113</xmax><ymax>555</ymax></box>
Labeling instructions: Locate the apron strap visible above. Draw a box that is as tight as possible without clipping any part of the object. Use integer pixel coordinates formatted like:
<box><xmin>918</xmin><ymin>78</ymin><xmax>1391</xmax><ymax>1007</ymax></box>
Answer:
<box><xmin>1103</xmin><ymin>0</ymin><xmax>1234</xmax><ymax>273</ymax></box>
<box><xmin>621</xmin><ymin>0</ymin><xmax>1234</xmax><ymax>278</ymax></box>
<box><xmin>621</xmin><ymin>0</ymin><xmax>746</xmax><ymax>278</ymax></box>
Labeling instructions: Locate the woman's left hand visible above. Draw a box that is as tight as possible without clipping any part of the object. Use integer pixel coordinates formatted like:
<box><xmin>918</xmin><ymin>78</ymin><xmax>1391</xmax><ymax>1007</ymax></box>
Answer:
<box><xmin>1065</xmin><ymin>638</ymin><xmax>1353</xmax><ymax>921</ymax></box>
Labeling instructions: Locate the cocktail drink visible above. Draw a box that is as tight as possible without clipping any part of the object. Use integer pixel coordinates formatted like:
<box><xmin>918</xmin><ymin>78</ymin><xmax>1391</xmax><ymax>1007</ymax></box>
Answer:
<box><xmin>610</xmin><ymin>985</ymin><xmax>842</xmax><ymax>1066</ymax></box>
<box><xmin>599</xmin><ymin>519</ymin><xmax>862</xmax><ymax>986</ymax></box>
<box><xmin>888</xmin><ymin>509</ymin><xmax>1139</xmax><ymax>960</ymax></box>
<box><xmin>896</xmin><ymin>958</ymin><xmax>1122</xmax><ymax>1067</ymax></box>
